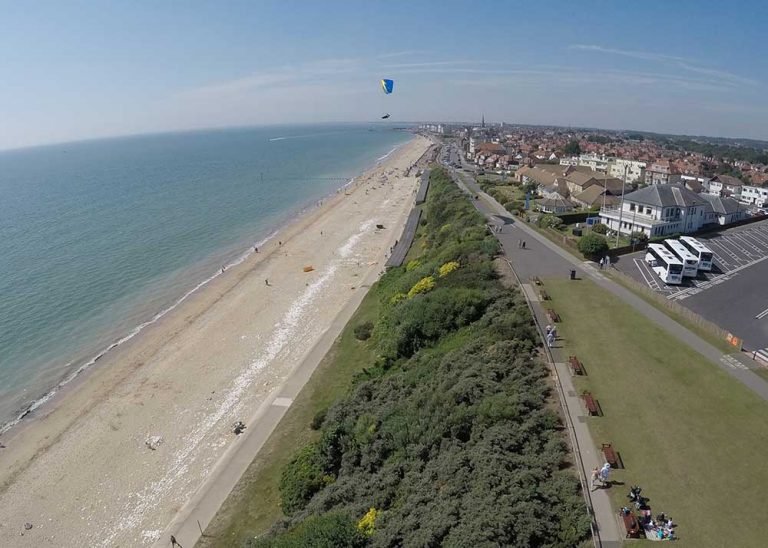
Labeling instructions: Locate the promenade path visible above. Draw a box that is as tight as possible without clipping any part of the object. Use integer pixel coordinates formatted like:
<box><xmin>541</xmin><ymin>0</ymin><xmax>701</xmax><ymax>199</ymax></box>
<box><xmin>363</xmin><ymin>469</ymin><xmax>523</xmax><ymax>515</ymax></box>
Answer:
<box><xmin>451</xmin><ymin>166</ymin><xmax>768</xmax><ymax>546</ymax></box>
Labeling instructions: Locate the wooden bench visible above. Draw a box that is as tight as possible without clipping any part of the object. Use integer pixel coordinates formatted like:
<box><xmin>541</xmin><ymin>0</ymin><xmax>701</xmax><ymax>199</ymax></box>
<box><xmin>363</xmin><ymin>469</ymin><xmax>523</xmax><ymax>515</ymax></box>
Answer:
<box><xmin>581</xmin><ymin>391</ymin><xmax>599</xmax><ymax>415</ymax></box>
<box><xmin>621</xmin><ymin>511</ymin><xmax>641</xmax><ymax>538</ymax></box>
<box><xmin>568</xmin><ymin>355</ymin><xmax>584</xmax><ymax>376</ymax></box>
<box><xmin>601</xmin><ymin>443</ymin><xmax>618</xmax><ymax>468</ymax></box>
<box><xmin>546</xmin><ymin>309</ymin><xmax>560</xmax><ymax>323</ymax></box>
<box><xmin>539</xmin><ymin>289</ymin><xmax>550</xmax><ymax>301</ymax></box>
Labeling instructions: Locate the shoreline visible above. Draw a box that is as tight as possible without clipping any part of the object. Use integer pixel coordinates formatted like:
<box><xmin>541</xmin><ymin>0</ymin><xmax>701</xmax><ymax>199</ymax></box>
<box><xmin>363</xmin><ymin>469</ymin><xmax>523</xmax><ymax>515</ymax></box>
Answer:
<box><xmin>0</xmin><ymin>138</ymin><xmax>409</xmax><ymax>439</ymax></box>
<box><xmin>0</xmin><ymin>134</ymin><xmax>431</xmax><ymax>546</ymax></box>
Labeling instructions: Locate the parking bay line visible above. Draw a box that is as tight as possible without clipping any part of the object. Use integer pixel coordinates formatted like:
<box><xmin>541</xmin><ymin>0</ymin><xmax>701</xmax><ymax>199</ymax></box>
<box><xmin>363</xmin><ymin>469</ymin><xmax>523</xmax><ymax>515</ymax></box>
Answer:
<box><xmin>756</xmin><ymin>307</ymin><xmax>768</xmax><ymax>320</ymax></box>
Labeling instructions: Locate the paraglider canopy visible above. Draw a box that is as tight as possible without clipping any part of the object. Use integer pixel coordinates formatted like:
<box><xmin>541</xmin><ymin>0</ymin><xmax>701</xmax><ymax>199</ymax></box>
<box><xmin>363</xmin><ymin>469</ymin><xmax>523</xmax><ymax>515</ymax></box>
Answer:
<box><xmin>381</xmin><ymin>79</ymin><xmax>394</xmax><ymax>94</ymax></box>
<box><xmin>381</xmin><ymin>113</ymin><xmax>390</xmax><ymax>119</ymax></box>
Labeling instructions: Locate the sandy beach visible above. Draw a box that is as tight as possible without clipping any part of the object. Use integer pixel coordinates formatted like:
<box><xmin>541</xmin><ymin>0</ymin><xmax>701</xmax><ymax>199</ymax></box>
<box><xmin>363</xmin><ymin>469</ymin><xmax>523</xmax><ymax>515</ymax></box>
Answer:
<box><xmin>0</xmin><ymin>135</ymin><xmax>431</xmax><ymax>546</ymax></box>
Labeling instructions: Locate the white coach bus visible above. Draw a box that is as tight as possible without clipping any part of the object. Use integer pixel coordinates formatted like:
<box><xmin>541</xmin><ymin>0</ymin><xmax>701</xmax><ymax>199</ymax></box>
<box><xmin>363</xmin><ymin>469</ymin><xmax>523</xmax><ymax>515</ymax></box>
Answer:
<box><xmin>678</xmin><ymin>236</ymin><xmax>714</xmax><ymax>272</ymax></box>
<box><xmin>663</xmin><ymin>239</ymin><xmax>700</xmax><ymax>277</ymax></box>
<box><xmin>645</xmin><ymin>243</ymin><xmax>684</xmax><ymax>285</ymax></box>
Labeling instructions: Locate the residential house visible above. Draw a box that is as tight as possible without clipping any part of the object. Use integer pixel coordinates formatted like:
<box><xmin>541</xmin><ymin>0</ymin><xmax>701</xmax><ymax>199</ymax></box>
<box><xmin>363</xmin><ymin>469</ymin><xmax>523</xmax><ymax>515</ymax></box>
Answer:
<box><xmin>599</xmin><ymin>183</ymin><xmax>713</xmax><ymax>237</ymax></box>
<box><xmin>578</xmin><ymin>153</ymin><xmax>609</xmax><ymax>172</ymax></box>
<box><xmin>571</xmin><ymin>185</ymin><xmax>620</xmax><ymax>209</ymax></box>
<box><xmin>539</xmin><ymin>196</ymin><xmax>575</xmax><ymax>214</ymax></box>
<box><xmin>608</xmin><ymin>158</ymin><xmax>646</xmax><ymax>183</ymax></box>
<box><xmin>563</xmin><ymin>170</ymin><xmax>601</xmax><ymax>195</ymax></box>
<box><xmin>741</xmin><ymin>183</ymin><xmax>768</xmax><ymax>207</ymax></box>
<box><xmin>645</xmin><ymin>160</ymin><xmax>673</xmax><ymax>185</ymax></box>
<box><xmin>708</xmin><ymin>174</ymin><xmax>744</xmax><ymax>198</ymax></box>
<box><xmin>700</xmin><ymin>194</ymin><xmax>747</xmax><ymax>225</ymax></box>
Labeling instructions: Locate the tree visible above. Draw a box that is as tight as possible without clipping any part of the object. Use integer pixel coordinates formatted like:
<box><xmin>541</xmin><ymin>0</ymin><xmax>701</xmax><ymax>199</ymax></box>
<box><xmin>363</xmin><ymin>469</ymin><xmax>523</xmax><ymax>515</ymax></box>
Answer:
<box><xmin>563</xmin><ymin>139</ymin><xmax>582</xmax><ymax>156</ymax></box>
<box><xmin>591</xmin><ymin>223</ymin><xmax>608</xmax><ymax>235</ymax></box>
<box><xmin>537</xmin><ymin>214</ymin><xmax>564</xmax><ymax>230</ymax></box>
<box><xmin>630</xmin><ymin>230</ymin><xmax>649</xmax><ymax>243</ymax></box>
<box><xmin>578</xmin><ymin>233</ymin><xmax>609</xmax><ymax>259</ymax></box>
<box><xmin>522</xmin><ymin>181</ymin><xmax>539</xmax><ymax>197</ymax></box>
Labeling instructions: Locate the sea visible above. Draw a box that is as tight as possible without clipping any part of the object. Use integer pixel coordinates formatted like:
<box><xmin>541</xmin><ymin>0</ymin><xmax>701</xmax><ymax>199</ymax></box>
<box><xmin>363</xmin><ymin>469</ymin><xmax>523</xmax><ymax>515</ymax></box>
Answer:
<box><xmin>0</xmin><ymin>124</ymin><xmax>413</xmax><ymax>434</ymax></box>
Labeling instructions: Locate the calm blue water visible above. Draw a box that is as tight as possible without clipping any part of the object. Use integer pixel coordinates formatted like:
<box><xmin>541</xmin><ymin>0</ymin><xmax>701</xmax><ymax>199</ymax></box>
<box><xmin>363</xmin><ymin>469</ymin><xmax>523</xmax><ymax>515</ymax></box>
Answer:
<box><xmin>0</xmin><ymin>124</ymin><xmax>412</xmax><ymax>431</ymax></box>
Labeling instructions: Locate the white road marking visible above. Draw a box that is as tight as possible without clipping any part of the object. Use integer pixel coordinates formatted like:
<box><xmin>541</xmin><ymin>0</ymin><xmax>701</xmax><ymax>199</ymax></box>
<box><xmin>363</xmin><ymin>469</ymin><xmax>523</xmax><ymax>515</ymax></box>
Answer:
<box><xmin>721</xmin><ymin>355</ymin><xmax>749</xmax><ymax>370</ymax></box>
<box><xmin>756</xmin><ymin>307</ymin><xmax>768</xmax><ymax>320</ymax></box>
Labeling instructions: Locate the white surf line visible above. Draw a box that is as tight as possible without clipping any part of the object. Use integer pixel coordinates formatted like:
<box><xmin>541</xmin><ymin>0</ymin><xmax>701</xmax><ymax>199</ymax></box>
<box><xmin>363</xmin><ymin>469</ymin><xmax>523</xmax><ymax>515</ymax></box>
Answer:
<box><xmin>101</xmin><ymin>221</ymin><xmax>378</xmax><ymax>547</ymax></box>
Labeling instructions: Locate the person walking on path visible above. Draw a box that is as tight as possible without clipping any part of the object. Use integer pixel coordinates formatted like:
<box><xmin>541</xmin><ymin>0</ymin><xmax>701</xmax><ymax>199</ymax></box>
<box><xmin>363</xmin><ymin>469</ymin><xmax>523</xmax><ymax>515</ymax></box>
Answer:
<box><xmin>546</xmin><ymin>332</ymin><xmax>555</xmax><ymax>348</ymax></box>
<box><xmin>545</xmin><ymin>324</ymin><xmax>552</xmax><ymax>337</ymax></box>
<box><xmin>170</xmin><ymin>535</ymin><xmax>183</xmax><ymax>548</ymax></box>
<box><xmin>522</xmin><ymin>240</ymin><xmax>526</xmax><ymax>249</ymax></box>
<box><xmin>599</xmin><ymin>257</ymin><xmax>604</xmax><ymax>270</ymax></box>
<box><xmin>550</xmin><ymin>326</ymin><xmax>557</xmax><ymax>340</ymax></box>
<box><xmin>590</xmin><ymin>467</ymin><xmax>601</xmax><ymax>491</ymax></box>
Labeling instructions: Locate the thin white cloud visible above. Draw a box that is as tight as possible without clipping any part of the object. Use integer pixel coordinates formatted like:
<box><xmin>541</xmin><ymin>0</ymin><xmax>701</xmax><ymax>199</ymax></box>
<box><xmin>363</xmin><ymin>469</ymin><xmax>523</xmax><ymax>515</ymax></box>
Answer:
<box><xmin>569</xmin><ymin>44</ymin><xmax>758</xmax><ymax>87</ymax></box>
<box><xmin>381</xmin><ymin>60</ymin><xmax>485</xmax><ymax>69</ymax></box>
<box><xmin>375</xmin><ymin>50</ymin><xmax>430</xmax><ymax>59</ymax></box>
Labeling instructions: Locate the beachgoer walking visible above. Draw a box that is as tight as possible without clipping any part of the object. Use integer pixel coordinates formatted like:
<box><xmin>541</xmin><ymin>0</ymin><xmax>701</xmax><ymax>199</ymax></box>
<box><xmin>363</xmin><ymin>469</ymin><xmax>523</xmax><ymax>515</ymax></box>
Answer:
<box><xmin>522</xmin><ymin>241</ymin><xmax>526</xmax><ymax>249</ymax></box>
<box><xmin>265</xmin><ymin>279</ymin><xmax>269</xmax><ymax>286</ymax></box>
<box><xmin>254</xmin><ymin>245</ymin><xmax>259</xmax><ymax>253</ymax></box>
<box><xmin>170</xmin><ymin>535</ymin><xmax>183</xmax><ymax>548</ymax></box>
<box><xmin>599</xmin><ymin>257</ymin><xmax>604</xmax><ymax>270</ymax></box>
<box><xmin>545</xmin><ymin>324</ymin><xmax>552</xmax><ymax>336</ymax></box>
<box><xmin>279</xmin><ymin>241</ymin><xmax>282</xmax><ymax>246</ymax></box>
<box><xmin>600</xmin><ymin>462</ymin><xmax>612</xmax><ymax>484</ymax></box>
<box><xmin>546</xmin><ymin>332</ymin><xmax>555</xmax><ymax>347</ymax></box>
<box><xmin>221</xmin><ymin>267</ymin><xmax>225</xmax><ymax>273</ymax></box>
<box><xmin>590</xmin><ymin>467</ymin><xmax>600</xmax><ymax>491</ymax></box>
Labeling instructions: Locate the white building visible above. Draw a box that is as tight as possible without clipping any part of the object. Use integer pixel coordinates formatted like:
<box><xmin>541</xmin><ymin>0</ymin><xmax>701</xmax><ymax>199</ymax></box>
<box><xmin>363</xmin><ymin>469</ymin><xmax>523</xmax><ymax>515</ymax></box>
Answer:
<box><xmin>741</xmin><ymin>184</ymin><xmax>768</xmax><ymax>207</ymax></box>
<box><xmin>608</xmin><ymin>158</ymin><xmax>647</xmax><ymax>183</ymax></box>
<box><xmin>700</xmin><ymin>194</ymin><xmax>747</xmax><ymax>225</ymax></box>
<box><xmin>708</xmin><ymin>175</ymin><xmax>744</xmax><ymax>198</ymax></box>
<box><xmin>559</xmin><ymin>156</ymin><xmax>579</xmax><ymax>166</ymax></box>
<box><xmin>599</xmin><ymin>183</ymin><xmax>714</xmax><ymax>238</ymax></box>
<box><xmin>578</xmin><ymin>153</ymin><xmax>609</xmax><ymax>172</ymax></box>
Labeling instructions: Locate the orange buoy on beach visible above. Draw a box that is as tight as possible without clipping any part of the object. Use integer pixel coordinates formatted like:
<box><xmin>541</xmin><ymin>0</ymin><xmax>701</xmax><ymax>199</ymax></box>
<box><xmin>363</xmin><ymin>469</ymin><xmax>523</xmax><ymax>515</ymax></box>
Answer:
<box><xmin>303</xmin><ymin>265</ymin><xmax>314</xmax><ymax>272</ymax></box>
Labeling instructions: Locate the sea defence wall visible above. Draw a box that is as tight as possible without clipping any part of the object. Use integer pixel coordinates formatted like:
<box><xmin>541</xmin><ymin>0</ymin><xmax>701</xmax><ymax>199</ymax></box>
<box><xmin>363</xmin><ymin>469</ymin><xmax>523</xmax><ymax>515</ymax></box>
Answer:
<box><xmin>386</xmin><ymin>208</ymin><xmax>422</xmax><ymax>268</ymax></box>
<box><xmin>415</xmin><ymin>169</ymin><xmax>431</xmax><ymax>205</ymax></box>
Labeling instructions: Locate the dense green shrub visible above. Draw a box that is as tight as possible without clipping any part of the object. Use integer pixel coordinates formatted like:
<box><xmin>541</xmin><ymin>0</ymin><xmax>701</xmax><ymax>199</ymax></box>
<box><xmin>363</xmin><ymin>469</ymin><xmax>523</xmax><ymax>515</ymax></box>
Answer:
<box><xmin>258</xmin><ymin>168</ymin><xmax>591</xmax><ymax>547</ymax></box>
<box><xmin>249</xmin><ymin>513</ymin><xmax>366</xmax><ymax>548</ymax></box>
<box><xmin>591</xmin><ymin>222</ymin><xmax>608</xmax><ymax>234</ymax></box>
<box><xmin>578</xmin><ymin>233</ymin><xmax>609</xmax><ymax>259</ymax></box>
<box><xmin>631</xmin><ymin>230</ymin><xmax>649</xmax><ymax>243</ymax></box>
<box><xmin>353</xmin><ymin>321</ymin><xmax>373</xmax><ymax>341</ymax></box>
<box><xmin>538</xmin><ymin>214</ymin><xmax>564</xmax><ymax>229</ymax></box>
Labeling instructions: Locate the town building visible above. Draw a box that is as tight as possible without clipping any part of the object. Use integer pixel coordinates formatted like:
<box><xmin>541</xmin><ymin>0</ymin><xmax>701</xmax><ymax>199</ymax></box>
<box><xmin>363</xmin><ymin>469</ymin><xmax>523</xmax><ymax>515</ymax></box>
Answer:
<box><xmin>599</xmin><ymin>183</ymin><xmax>714</xmax><ymax>237</ymax></box>
<box><xmin>645</xmin><ymin>160</ymin><xmax>673</xmax><ymax>185</ymax></box>
<box><xmin>741</xmin><ymin>184</ymin><xmax>768</xmax><ymax>207</ymax></box>
<box><xmin>700</xmin><ymin>194</ymin><xmax>747</xmax><ymax>225</ymax></box>
<box><xmin>708</xmin><ymin>174</ymin><xmax>744</xmax><ymax>198</ymax></box>
<box><xmin>578</xmin><ymin>153</ymin><xmax>609</xmax><ymax>172</ymax></box>
<box><xmin>608</xmin><ymin>158</ymin><xmax>646</xmax><ymax>183</ymax></box>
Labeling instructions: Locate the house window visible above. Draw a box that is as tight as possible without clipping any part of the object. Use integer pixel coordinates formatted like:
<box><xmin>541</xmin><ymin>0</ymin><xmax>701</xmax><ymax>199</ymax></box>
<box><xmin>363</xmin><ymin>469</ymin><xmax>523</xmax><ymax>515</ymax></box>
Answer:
<box><xmin>629</xmin><ymin>203</ymin><xmax>636</xmax><ymax>212</ymax></box>
<box><xmin>646</xmin><ymin>207</ymin><xmax>652</xmax><ymax>215</ymax></box>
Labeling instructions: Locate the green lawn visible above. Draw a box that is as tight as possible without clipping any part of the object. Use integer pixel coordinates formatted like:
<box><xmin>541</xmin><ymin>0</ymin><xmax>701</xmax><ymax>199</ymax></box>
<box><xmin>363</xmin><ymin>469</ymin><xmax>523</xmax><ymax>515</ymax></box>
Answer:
<box><xmin>200</xmin><ymin>290</ymin><xmax>381</xmax><ymax>546</ymax></box>
<box><xmin>604</xmin><ymin>270</ymin><xmax>734</xmax><ymax>354</ymax></box>
<box><xmin>545</xmin><ymin>278</ymin><xmax>768</xmax><ymax>548</ymax></box>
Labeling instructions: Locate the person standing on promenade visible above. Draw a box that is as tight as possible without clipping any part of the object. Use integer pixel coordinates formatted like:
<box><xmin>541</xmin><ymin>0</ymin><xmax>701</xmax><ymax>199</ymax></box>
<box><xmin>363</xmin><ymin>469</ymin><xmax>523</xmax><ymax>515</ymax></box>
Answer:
<box><xmin>170</xmin><ymin>534</ymin><xmax>183</xmax><ymax>547</ymax></box>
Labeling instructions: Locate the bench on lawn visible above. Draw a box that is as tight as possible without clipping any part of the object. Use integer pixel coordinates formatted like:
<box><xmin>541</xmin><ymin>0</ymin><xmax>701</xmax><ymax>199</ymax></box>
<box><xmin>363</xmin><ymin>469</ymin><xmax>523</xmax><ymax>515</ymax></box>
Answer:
<box><xmin>581</xmin><ymin>391</ymin><xmax>599</xmax><ymax>415</ymax></box>
<box><xmin>621</xmin><ymin>511</ymin><xmax>641</xmax><ymax>538</ymax></box>
<box><xmin>568</xmin><ymin>355</ymin><xmax>584</xmax><ymax>376</ymax></box>
<box><xmin>601</xmin><ymin>443</ymin><xmax>618</xmax><ymax>468</ymax></box>
<box><xmin>546</xmin><ymin>308</ymin><xmax>560</xmax><ymax>323</ymax></box>
<box><xmin>530</xmin><ymin>276</ymin><xmax>542</xmax><ymax>286</ymax></box>
<box><xmin>539</xmin><ymin>289</ymin><xmax>550</xmax><ymax>301</ymax></box>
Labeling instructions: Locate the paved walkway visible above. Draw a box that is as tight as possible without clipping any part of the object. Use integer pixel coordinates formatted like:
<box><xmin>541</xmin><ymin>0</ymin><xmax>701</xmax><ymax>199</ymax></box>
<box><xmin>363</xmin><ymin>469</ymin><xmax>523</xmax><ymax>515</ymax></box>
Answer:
<box><xmin>451</xmin><ymin>167</ymin><xmax>768</xmax><ymax>547</ymax></box>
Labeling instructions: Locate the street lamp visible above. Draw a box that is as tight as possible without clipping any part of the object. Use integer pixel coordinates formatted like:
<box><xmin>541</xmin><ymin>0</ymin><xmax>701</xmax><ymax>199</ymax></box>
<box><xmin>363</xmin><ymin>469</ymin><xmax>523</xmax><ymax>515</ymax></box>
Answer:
<box><xmin>615</xmin><ymin>165</ymin><xmax>628</xmax><ymax>247</ymax></box>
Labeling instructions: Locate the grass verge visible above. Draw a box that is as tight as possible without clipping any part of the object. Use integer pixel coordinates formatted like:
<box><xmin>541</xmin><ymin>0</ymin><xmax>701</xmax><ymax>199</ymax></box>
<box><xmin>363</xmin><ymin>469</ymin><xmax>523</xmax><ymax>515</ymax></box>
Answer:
<box><xmin>544</xmin><ymin>277</ymin><xmax>768</xmax><ymax>548</ymax></box>
<box><xmin>200</xmin><ymin>292</ymin><xmax>380</xmax><ymax>546</ymax></box>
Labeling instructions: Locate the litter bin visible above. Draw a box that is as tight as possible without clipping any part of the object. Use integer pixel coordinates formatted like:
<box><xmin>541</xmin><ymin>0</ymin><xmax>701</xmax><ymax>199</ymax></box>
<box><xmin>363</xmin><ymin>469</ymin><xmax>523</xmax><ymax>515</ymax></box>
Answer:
<box><xmin>569</xmin><ymin>269</ymin><xmax>576</xmax><ymax>280</ymax></box>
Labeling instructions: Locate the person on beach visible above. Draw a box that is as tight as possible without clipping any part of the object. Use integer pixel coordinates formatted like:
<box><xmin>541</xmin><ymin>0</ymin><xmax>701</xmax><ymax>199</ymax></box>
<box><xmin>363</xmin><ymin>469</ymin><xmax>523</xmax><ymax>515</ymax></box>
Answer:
<box><xmin>522</xmin><ymin>241</ymin><xmax>526</xmax><ymax>249</ymax></box>
<box><xmin>265</xmin><ymin>279</ymin><xmax>270</xmax><ymax>286</ymax></box>
<box><xmin>221</xmin><ymin>267</ymin><xmax>225</xmax><ymax>273</ymax></box>
<box><xmin>170</xmin><ymin>535</ymin><xmax>183</xmax><ymax>547</ymax></box>
<box><xmin>254</xmin><ymin>245</ymin><xmax>259</xmax><ymax>253</ymax></box>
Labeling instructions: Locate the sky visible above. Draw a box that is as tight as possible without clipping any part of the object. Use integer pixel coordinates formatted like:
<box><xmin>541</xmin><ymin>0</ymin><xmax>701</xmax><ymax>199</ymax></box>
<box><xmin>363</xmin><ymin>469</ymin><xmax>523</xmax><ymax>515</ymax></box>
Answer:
<box><xmin>2</xmin><ymin>0</ymin><xmax>768</xmax><ymax>150</ymax></box>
